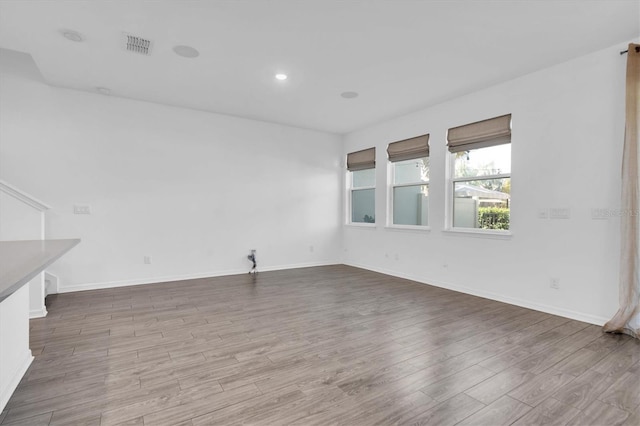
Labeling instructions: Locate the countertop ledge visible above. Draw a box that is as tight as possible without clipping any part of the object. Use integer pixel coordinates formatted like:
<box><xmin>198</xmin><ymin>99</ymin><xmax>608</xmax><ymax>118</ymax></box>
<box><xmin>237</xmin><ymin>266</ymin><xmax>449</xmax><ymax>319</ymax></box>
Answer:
<box><xmin>0</xmin><ymin>239</ymin><xmax>80</xmax><ymax>303</ymax></box>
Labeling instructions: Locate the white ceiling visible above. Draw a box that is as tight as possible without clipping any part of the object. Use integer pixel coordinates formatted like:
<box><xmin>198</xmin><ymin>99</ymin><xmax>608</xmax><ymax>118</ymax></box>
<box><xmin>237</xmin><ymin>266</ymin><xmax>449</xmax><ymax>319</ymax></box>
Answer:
<box><xmin>0</xmin><ymin>1</ymin><xmax>638</xmax><ymax>134</ymax></box>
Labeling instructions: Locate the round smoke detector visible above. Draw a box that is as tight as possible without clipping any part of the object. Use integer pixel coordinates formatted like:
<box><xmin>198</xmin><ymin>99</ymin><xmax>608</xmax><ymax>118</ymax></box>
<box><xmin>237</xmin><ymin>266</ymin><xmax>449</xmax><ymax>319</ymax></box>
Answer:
<box><xmin>173</xmin><ymin>45</ymin><xmax>200</xmax><ymax>58</ymax></box>
<box><xmin>61</xmin><ymin>29</ymin><xmax>84</xmax><ymax>42</ymax></box>
<box><xmin>341</xmin><ymin>91</ymin><xmax>359</xmax><ymax>99</ymax></box>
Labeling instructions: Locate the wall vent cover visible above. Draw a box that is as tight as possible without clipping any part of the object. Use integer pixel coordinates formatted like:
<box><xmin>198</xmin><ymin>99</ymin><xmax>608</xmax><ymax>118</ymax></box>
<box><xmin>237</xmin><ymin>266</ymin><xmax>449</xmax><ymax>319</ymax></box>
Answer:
<box><xmin>124</xmin><ymin>34</ymin><xmax>152</xmax><ymax>55</ymax></box>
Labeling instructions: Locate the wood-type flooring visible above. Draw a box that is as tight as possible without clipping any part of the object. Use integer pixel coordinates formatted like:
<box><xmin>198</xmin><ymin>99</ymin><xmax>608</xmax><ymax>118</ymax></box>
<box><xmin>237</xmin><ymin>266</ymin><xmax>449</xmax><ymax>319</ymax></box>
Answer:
<box><xmin>1</xmin><ymin>265</ymin><xmax>638</xmax><ymax>425</ymax></box>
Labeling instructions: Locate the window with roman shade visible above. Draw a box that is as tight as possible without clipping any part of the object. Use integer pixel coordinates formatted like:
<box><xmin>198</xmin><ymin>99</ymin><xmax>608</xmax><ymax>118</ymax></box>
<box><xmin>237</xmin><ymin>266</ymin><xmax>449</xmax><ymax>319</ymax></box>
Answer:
<box><xmin>347</xmin><ymin>147</ymin><xmax>376</xmax><ymax>224</ymax></box>
<box><xmin>387</xmin><ymin>134</ymin><xmax>430</xmax><ymax>227</ymax></box>
<box><xmin>448</xmin><ymin>114</ymin><xmax>512</xmax><ymax>231</ymax></box>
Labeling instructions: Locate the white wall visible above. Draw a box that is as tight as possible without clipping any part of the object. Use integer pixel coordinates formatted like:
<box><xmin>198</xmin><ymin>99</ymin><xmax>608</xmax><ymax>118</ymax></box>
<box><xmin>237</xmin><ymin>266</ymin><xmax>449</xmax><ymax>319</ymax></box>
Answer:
<box><xmin>0</xmin><ymin>285</ymin><xmax>33</xmax><ymax>412</ymax></box>
<box><xmin>342</xmin><ymin>40</ymin><xmax>636</xmax><ymax>325</ymax></box>
<box><xmin>0</xmin><ymin>49</ymin><xmax>343</xmax><ymax>292</ymax></box>
<box><xmin>0</xmin><ymin>190</ymin><xmax>48</xmax><ymax>317</ymax></box>
<box><xmin>1</xmin><ymin>39</ymin><xmax>634</xmax><ymax>325</ymax></box>
<box><xmin>0</xmin><ymin>191</ymin><xmax>43</xmax><ymax>241</ymax></box>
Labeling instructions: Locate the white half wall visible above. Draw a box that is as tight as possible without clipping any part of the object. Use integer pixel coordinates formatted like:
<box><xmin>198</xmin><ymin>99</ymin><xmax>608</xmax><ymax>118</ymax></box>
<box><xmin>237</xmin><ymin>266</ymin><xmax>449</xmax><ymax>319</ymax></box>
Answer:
<box><xmin>342</xmin><ymin>40</ymin><xmax>637</xmax><ymax>325</ymax></box>
<box><xmin>0</xmin><ymin>285</ymin><xmax>33</xmax><ymax>412</ymax></box>
<box><xmin>0</xmin><ymin>189</ymin><xmax>48</xmax><ymax>317</ymax></box>
<box><xmin>0</xmin><ymin>49</ymin><xmax>343</xmax><ymax>291</ymax></box>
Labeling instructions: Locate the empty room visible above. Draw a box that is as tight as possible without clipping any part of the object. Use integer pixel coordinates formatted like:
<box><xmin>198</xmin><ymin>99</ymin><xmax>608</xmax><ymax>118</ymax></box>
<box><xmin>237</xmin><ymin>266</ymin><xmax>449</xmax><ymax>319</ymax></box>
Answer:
<box><xmin>1</xmin><ymin>1</ymin><xmax>639</xmax><ymax>425</ymax></box>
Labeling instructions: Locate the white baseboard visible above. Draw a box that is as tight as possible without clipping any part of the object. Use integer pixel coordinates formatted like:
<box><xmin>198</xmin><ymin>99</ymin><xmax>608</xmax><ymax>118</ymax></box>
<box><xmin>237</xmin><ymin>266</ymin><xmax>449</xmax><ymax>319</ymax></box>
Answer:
<box><xmin>29</xmin><ymin>306</ymin><xmax>47</xmax><ymax>319</ymax></box>
<box><xmin>54</xmin><ymin>260</ymin><xmax>609</xmax><ymax>326</ymax></box>
<box><xmin>0</xmin><ymin>350</ymin><xmax>33</xmax><ymax>413</ymax></box>
<box><xmin>344</xmin><ymin>261</ymin><xmax>610</xmax><ymax>326</ymax></box>
<box><xmin>58</xmin><ymin>261</ymin><xmax>339</xmax><ymax>294</ymax></box>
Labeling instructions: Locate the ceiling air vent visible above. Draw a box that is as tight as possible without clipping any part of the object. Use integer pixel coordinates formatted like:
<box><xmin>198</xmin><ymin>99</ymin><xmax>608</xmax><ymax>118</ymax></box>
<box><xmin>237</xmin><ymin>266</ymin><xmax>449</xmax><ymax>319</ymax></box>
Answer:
<box><xmin>124</xmin><ymin>34</ymin><xmax>152</xmax><ymax>55</ymax></box>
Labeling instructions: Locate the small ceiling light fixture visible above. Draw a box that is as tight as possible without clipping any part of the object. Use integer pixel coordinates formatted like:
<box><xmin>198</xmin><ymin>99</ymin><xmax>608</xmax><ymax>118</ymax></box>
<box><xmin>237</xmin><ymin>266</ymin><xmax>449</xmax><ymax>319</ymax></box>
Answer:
<box><xmin>96</xmin><ymin>87</ymin><xmax>111</xmax><ymax>95</ymax></box>
<box><xmin>341</xmin><ymin>91</ymin><xmax>359</xmax><ymax>99</ymax></box>
<box><xmin>173</xmin><ymin>45</ymin><xmax>199</xmax><ymax>58</ymax></box>
<box><xmin>275</xmin><ymin>73</ymin><xmax>288</xmax><ymax>81</ymax></box>
<box><xmin>61</xmin><ymin>29</ymin><xmax>84</xmax><ymax>42</ymax></box>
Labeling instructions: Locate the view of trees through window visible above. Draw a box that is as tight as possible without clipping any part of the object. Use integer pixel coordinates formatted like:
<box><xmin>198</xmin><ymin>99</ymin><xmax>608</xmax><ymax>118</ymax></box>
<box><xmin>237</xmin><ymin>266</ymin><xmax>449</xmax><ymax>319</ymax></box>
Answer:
<box><xmin>453</xmin><ymin>144</ymin><xmax>511</xmax><ymax>230</ymax></box>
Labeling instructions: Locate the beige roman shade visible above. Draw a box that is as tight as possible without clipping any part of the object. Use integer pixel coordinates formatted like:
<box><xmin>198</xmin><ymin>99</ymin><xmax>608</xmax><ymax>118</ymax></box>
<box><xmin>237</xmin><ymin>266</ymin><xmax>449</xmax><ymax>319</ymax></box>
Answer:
<box><xmin>447</xmin><ymin>114</ymin><xmax>512</xmax><ymax>153</ymax></box>
<box><xmin>347</xmin><ymin>147</ymin><xmax>376</xmax><ymax>171</ymax></box>
<box><xmin>387</xmin><ymin>134</ymin><xmax>430</xmax><ymax>162</ymax></box>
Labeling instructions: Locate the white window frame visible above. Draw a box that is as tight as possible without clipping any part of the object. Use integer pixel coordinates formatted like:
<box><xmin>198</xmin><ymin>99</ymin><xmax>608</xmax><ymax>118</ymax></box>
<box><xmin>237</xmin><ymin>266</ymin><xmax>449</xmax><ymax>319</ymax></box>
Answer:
<box><xmin>347</xmin><ymin>169</ymin><xmax>376</xmax><ymax>226</ymax></box>
<box><xmin>388</xmin><ymin>158</ymin><xmax>430</xmax><ymax>230</ymax></box>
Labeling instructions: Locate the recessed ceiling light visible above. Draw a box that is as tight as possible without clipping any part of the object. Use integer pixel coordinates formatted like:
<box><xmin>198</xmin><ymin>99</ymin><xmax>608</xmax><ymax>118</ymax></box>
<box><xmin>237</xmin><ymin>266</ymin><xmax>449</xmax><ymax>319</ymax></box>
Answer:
<box><xmin>341</xmin><ymin>91</ymin><xmax>359</xmax><ymax>99</ymax></box>
<box><xmin>173</xmin><ymin>45</ymin><xmax>199</xmax><ymax>58</ymax></box>
<box><xmin>61</xmin><ymin>29</ymin><xmax>84</xmax><ymax>42</ymax></box>
<box><xmin>275</xmin><ymin>73</ymin><xmax>288</xmax><ymax>81</ymax></box>
<box><xmin>96</xmin><ymin>87</ymin><xmax>111</xmax><ymax>95</ymax></box>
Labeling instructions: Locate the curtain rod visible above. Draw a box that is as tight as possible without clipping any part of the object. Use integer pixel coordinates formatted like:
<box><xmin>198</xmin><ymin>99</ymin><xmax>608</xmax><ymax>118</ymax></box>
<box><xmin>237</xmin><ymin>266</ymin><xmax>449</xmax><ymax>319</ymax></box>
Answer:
<box><xmin>620</xmin><ymin>45</ymin><xmax>640</xmax><ymax>55</ymax></box>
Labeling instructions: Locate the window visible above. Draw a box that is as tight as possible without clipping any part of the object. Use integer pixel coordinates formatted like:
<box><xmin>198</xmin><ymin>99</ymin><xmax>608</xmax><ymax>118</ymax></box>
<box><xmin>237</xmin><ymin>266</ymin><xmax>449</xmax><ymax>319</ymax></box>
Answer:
<box><xmin>387</xmin><ymin>134</ymin><xmax>430</xmax><ymax>227</ymax></box>
<box><xmin>347</xmin><ymin>148</ymin><xmax>375</xmax><ymax>224</ymax></box>
<box><xmin>350</xmin><ymin>169</ymin><xmax>376</xmax><ymax>223</ymax></box>
<box><xmin>447</xmin><ymin>114</ymin><xmax>511</xmax><ymax>231</ymax></box>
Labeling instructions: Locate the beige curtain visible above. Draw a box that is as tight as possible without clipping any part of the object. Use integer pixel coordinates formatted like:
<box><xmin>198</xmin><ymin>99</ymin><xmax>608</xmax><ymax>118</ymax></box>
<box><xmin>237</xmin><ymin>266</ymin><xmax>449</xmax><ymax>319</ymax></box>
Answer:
<box><xmin>604</xmin><ymin>43</ymin><xmax>640</xmax><ymax>339</ymax></box>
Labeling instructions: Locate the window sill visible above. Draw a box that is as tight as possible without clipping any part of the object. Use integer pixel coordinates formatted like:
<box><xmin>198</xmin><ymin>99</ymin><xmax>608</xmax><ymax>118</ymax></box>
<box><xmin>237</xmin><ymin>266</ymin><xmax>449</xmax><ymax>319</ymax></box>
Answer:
<box><xmin>345</xmin><ymin>223</ymin><xmax>377</xmax><ymax>229</ymax></box>
<box><xmin>443</xmin><ymin>228</ymin><xmax>513</xmax><ymax>240</ymax></box>
<box><xmin>385</xmin><ymin>225</ymin><xmax>431</xmax><ymax>233</ymax></box>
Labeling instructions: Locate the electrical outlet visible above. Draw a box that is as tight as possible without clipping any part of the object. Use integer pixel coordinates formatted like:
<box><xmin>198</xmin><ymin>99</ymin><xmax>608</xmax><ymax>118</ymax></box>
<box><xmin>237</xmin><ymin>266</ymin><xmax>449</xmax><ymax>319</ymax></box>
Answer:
<box><xmin>144</xmin><ymin>255</ymin><xmax>152</xmax><ymax>265</ymax></box>
<box><xmin>550</xmin><ymin>278</ymin><xmax>560</xmax><ymax>290</ymax></box>
<box><xmin>309</xmin><ymin>245</ymin><xmax>314</xmax><ymax>253</ymax></box>
<box><xmin>73</xmin><ymin>204</ymin><xmax>91</xmax><ymax>215</ymax></box>
<box><xmin>537</xmin><ymin>209</ymin><xmax>548</xmax><ymax>219</ymax></box>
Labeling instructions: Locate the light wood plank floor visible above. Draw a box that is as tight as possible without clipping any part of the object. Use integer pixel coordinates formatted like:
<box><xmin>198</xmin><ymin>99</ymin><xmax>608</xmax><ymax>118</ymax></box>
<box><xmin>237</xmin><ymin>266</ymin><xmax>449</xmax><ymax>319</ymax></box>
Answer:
<box><xmin>1</xmin><ymin>265</ymin><xmax>639</xmax><ymax>425</ymax></box>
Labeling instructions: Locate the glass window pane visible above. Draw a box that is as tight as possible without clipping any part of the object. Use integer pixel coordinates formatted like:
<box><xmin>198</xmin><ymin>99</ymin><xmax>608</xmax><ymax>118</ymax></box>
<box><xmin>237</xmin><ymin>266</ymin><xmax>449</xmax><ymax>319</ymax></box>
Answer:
<box><xmin>352</xmin><ymin>168</ymin><xmax>375</xmax><ymax>188</ymax></box>
<box><xmin>394</xmin><ymin>157</ymin><xmax>429</xmax><ymax>184</ymax></box>
<box><xmin>454</xmin><ymin>144</ymin><xmax>510</xmax><ymax>178</ymax></box>
<box><xmin>393</xmin><ymin>185</ymin><xmax>428</xmax><ymax>226</ymax></box>
<box><xmin>453</xmin><ymin>178</ymin><xmax>510</xmax><ymax>230</ymax></box>
<box><xmin>351</xmin><ymin>189</ymin><xmax>375</xmax><ymax>223</ymax></box>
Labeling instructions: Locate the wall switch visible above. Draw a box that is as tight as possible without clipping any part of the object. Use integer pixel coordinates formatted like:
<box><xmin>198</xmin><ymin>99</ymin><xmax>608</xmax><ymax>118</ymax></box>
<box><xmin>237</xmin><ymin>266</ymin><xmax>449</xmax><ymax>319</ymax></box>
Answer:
<box><xmin>537</xmin><ymin>209</ymin><xmax>548</xmax><ymax>219</ymax></box>
<box><xmin>591</xmin><ymin>208</ymin><xmax>610</xmax><ymax>220</ymax></box>
<box><xmin>550</xmin><ymin>208</ymin><xmax>570</xmax><ymax>219</ymax></box>
<box><xmin>309</xmin><ymin>245</ymin><xmax>314</xmax><ymax>253</ymax></box>
<box><xmin>550</xmin><ymin>278</ymin><xmax>560</xmax><ymax>289</ymax></box>
<box><xmin>73</xmin><ymin>204</ymin><xmax>91</xmax><ymax>215</ymax></box>
<box><xmin>144</xmin><ymin>255</ymin><xmax>152</xmax><ymax>265</ymax></box>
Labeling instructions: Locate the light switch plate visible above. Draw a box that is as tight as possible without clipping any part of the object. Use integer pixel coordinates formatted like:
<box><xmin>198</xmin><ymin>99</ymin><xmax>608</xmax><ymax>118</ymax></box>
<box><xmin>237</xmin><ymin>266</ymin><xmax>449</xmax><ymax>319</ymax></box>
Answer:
<box><xmin>73</xmin><ymin>205</ymin><xmax>91</xmax><ymax>215</ymax></box>
<box><xmin>550</xmin><ymin>208</ymin><xmax>570</xmax><ymax>219</ymax></box>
